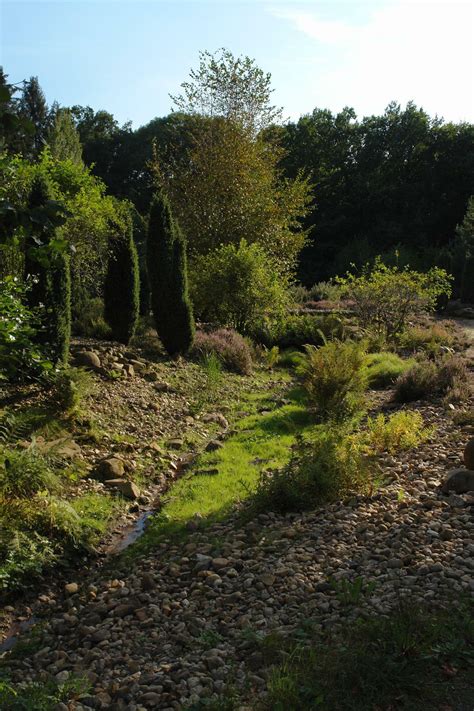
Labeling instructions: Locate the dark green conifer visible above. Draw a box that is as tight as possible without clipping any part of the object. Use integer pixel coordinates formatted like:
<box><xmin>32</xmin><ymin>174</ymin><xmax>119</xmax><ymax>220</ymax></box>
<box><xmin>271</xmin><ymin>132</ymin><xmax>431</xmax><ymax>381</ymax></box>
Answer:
<box><xmin>104</xmin><ymin>225</ymin><xmax>140</xmax><ymax>344</ymax></box>
<box><xmin>147</xmin><ymin>192</ymin><xmax>195</xmax><ymax>355</ymax></box>
<box><xmin>24</xmin><ymin>174</ymin><xmax>71</xmax><ymax>364</ymax></box>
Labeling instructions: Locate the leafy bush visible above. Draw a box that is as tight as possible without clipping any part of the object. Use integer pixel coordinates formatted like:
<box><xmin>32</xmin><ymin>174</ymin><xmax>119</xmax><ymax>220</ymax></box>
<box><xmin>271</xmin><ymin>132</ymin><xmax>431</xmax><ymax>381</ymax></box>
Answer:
<box><xmin>365</xmin><ymin>352</ymin><xmax>415</xmax><ymax>389</ymax></box>
<box><xmin>0</xmin><ymin>673</ymin><xmax>89</xmax><ymax>709</ymax></box>
<box><xmin>337</xmin><ymin>259</ymin><xmax>452</xmax><ymax>340</ymax></box>
<box><xmin>252</xmin><ymin>428</ymin><xmax>374</xmax><ymax>514</ymax></box>
<box><xmin>0</xmin><ymin>448</ymin><xmax>59</xmax><ymax>498</ymax></box>
<box><xmin>72</xmin><ymin>297</ymin><xmax>112</xmax><ymax>339</ymax></box>
<box><xmin>0</xmin><ymin>529</ymin><xmax>58</xmax><ymax>592</ymax></box>
<box><xmin>300</xmin><ymin>340</ymin><xmax>367</xmax><ymax>422</ymax></box>
<box><xmin>362</xmin><ymin>411</ymin><xmax>431</xmax><ymax>453</ymax></box>
<box><xmin>190</xmin><ymin>239</ymin><xmax>289</xmax><ymax>333</ymax></box>
<box><xmin>192</xmin><ymin>329</ymin><xmax>252</xmax><ymax>375</ymax></box>
<box><xmin>252</xmin><ymin>313</ymin><xmax>344</xmax><ymax>349</ymax></box>
<box><xmin>0</xmin><ymin>277</ymin><xmax>51</xmax><ymax>381</ymax></box>
<box><xmin>394</xmin><ymin>355</ymin><xmax>469</xmax><ymax>403</ymax></box>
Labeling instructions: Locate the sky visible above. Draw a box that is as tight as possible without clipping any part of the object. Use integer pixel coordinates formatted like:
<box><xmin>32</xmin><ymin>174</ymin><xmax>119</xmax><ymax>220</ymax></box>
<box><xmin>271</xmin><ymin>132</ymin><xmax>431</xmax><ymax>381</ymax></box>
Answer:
<box><xmin>1</xmin><ymin>0</ymin><xmax>473</xmax><ymax>129</ymax></box>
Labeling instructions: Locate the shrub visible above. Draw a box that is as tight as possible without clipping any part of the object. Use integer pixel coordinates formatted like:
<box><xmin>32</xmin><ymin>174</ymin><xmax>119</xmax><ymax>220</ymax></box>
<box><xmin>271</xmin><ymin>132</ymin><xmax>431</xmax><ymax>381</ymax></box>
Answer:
<box><xmin>363</xmin><ymin>411</ymin><xmax>431</xmax><ymax>453</ymax></box>
<box><xmin>252</xmin><ymin>313</ymin><xmax>344</xmax><ymax>349</ymax></box>
<box><xmin>300</xmin><ymin>340</ymin><xmax>367</xmax><ymax>422</ymax></box>
<box><xmin>147</xmin><ymin>192</ymin><xmax>195</xmax><ymax>355</ymax></box>
<box><xmin>0</xmin><ymin>448</ymin><xmax>59</xmax><ymax>498</ymax></box>
<box><xmin>190</xmin><ymin>239</ymin><xmax>289</xmax><ymax>333</ymax></box>
<box><xmin>47</xmin><ymin>250</ymin><xmax>71</xmax><ymax>365</ymax></box>
<box><xmin>394</xmin><ymin>355</ymin><xmax>469</xmax><ymax>403</ymax></box>
<box><xmin>0</xmin><ymin>529</ymin><xmax>58</xmax><ymax>592</ymax></box>
<box><xmin>252</xmin><ymin>428</ymin><xmax>374</xmax><ymax>514</ymax></box>
<box><xmin>0</xmin><ymin>277</ymin><xmax>52</xmax><ymax>381</ymax></box>
<box><xmin>394</xmin><ymin>360</ymin><xmax>439</xmax><ymax>402</ymax></box>
<box><xmin>104</xmin><ymin>224</ymin><xmax>140</xmax><ymax>344</ymax></box>
<box><xmin>365</xmin><ymin>352</ymin><xmax>415</xmax><ymax>389</ymax></box>
<box><xmin>192</xmin><ymin>329</ymin><xmax>253</xmax><ymax>375</ymax></box>
<box><xmin>337</xmin><ymin>259</ymin><xmax>452</xmax><ymax>340</ymax></box>
<box><xmin>50</xmin><ymin>366</ymin><xmax>94</xmax><ymax>414</ymax></box>
<box><xmin>72</xmin><ymin>297</ymin><xmax>112</xmax><ymax>339</ymax></box>
<box><xmin>399</xmin><ymin>322</ymin><xmax>455</xmax><ymax>355</ymax></box>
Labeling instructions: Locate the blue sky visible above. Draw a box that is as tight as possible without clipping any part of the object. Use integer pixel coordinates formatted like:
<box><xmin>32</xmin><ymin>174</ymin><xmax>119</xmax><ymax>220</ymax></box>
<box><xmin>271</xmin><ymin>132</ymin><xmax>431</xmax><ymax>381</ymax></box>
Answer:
<box><xmin>1</xmin><ymin>0</ymin><xmax>473</xmax><ymax>128</ymax></box>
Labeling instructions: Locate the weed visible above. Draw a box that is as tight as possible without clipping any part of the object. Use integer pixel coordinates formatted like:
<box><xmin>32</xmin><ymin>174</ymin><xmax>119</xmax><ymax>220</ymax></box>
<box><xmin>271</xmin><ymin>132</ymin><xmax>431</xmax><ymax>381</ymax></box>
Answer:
<box><xmin>329</xmin><ymin>576</ymin><xmax>376</xmax><ymax>606</ymax></box>
<box><xmin>50</xmin><ymin>366</ymin><xmax>94</xmax><ymax>414</ymax></box>
<box><xmin>362</xmin><ymin>411</ymin><xmax>431</xmax><ymax>454</ymax></box>
<box><xmin>0</xmin><ymin>673</ymin><xmax>89</xmax><ymax>710</ymax></box>
<box><xmin>265</xmin><ymin>598</ymin><xmax>474</xmax><ymax>711</ymax></box>
<box><xmin>198</xmin><ymin>629</ymin><xmax>224</xmax><ymax>648</ymax></box>
<box><xmin>0</xmin><ymin>448</ymin><xmax>59</xmax><ymax>498</ymax></box>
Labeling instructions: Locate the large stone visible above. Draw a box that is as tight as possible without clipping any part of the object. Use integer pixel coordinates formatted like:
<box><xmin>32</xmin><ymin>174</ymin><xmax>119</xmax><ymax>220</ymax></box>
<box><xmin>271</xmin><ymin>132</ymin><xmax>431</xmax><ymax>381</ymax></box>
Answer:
<box><xmin>463</xmin><ymin>438</ymin><xmax>474</xmax><ymax>470</ymax></box>
<box><xmin>441</xmin><ymin>468</ymin><xmax>474</xmax><ymax>494</ymax></box>
<box><xmin>74</xmin><ymin>351</ymin><xmax>101</xmax><ymax>370</ymax></box>
<box><xmin>205</xmin><ymin>439</ymin><xmax>224</xmax><ymax>452</ymax></box>
<box><xmin>93</xmin><ymin>457</ymin><xmax>125</xmax><ymax>482</ymax></box>
<box><xmin>104</xmin><ymin>479</ymin><xmax>140</xmax><ymax>499</ymax></box>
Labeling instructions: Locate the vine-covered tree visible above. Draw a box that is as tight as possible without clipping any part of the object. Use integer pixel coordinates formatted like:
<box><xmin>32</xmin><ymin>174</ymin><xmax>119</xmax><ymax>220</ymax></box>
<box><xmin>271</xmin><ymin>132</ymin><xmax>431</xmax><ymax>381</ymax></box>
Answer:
<box><xmin>147</xmin><ymin>192</ymin><xmax>194</xmax><ymax>355</ymax></box>
<box><xmin>104</xmin><ymin>222</ymin><xmax>140</xmax><ymax>344</ymax></box>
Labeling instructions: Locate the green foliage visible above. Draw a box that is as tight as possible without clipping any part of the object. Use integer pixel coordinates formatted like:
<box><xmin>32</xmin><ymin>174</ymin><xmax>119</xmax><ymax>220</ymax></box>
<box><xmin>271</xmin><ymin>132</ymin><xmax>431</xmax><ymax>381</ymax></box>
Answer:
<box><xmin>190</xmin><ymin>240</ymin><xmax>289</xmax><ymax>333</ymax></box>
<box><xmin>252</xmin><ymin>427</ymin><xmax>374</xmax><ymax>514</ymax></box>
<box><xmin>104</xmin><ymin>224</ymin><xmax>140</xmax><ymax>344</ymax></box>
<box><xmin>0</xmin><ymin>673</ymin><xmax>89</xmax><ymax>710</ymax></box>
<box><xmin>453</xmin><ymin>195</ymin><xmax>474</xmax><ymax>302</ymax></box>
<box><xmin>47</xmin><ymin>250</ymin><xmax>71</xmax><ymax>364</ymax></box>
<box><xmin>0</xmin><ymin>448</ymin><xmax>59</xmax><ymax>498</ymax></box>
<box><xmin>0</xmin><ymin>277</ymin><xmax>52</xmax><ymax>381</ymax></box>
<box><xmin>365</xmin><ymin>351</ymin><xmax>415</xmax><ymax>388</ymax></box>
<box><xmin>50</xmin><ymin>366</ymin><xmax>93</xmax><ymax>414</ymax></box>
<box><xmin>329</xmin><ymin>576</ymin><xmax>376</xmax><ymax>606</ymax></box>
<box><xmin>47</xmin><ymin>107</ymin><xmax>83</xmax><ymax>164</ymax></box>
<box><xmin>147</xmin><ymin>192</ymin><xmax>195</xmax><ymax>355</ymax></box>
<box><xmin>362</xmin><ymin>411</ymin><xmax>431</xmax><ymax>453</ymax></box>
<box><xmin>300</xmin><ymin>340</ymin><xmax>367</xmax><ymax>422</ymax></box>
<box><xmin>399</xmin><ymin>322</ymin><xmax>456</xmax><ymax>355</ymax></box>
<box><xmin>252</xmin><ymin>312</ymin><xmax>344</xmax><ymax>349</ymax></box>
<box><xmin>265</xmin><ymin>599</ymin><xmax>474</xmax><ymax>711</ymax></box>
<box><xmin>72</xmin><ymin>296</ymin><xmax>112</xmax><ymax>338</ymax></box>
<box><xmin>192</xmin><ymin>329</ymin><xmax>253</xmax><ymax>375</ymax></box>
<box><xmin>0</xmin><ymin>529</ymin><xmax>58</xmax><ymax>591</ymax></box>
<box><xmin>395</xmin><ymin>355</ymin><xmax>469</xmax><ymax>403</ymax></box>
<box><xmin>337</xmin><ymin>259</ymin><xmax>453</xmax><ymax>340</ymax></box>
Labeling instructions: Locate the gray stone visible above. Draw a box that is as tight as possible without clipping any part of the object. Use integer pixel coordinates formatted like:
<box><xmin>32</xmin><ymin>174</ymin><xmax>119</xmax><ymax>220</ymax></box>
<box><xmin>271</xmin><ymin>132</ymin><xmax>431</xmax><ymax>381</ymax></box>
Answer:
<box><xmin>441</xmin><ymin>468</ymin><xmax>474</xmax><ymax>494</ymax></box>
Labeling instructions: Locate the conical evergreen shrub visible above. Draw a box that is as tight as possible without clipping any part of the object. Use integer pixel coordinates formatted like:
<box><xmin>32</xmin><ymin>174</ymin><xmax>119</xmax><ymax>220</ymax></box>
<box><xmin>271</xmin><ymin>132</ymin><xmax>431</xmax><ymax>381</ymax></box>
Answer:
<box><xmin>147</xmin><ymin>192</ymin><xmax>195</xmax><ymax>355</ymax></box>
<box><xmin>104</xmin><ymin>225</ymin><xmax>140</xmax><ymax>344</ymax></box>
<box><xmin>24</xmin><ymin>174</ymin><xmax>71</xmax><ymax>365</ymax></box>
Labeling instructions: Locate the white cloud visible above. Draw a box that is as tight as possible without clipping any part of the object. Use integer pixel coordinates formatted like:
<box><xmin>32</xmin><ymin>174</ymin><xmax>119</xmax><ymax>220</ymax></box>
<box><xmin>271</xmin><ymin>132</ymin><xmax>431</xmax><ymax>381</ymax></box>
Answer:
<box><xmin>269</xmin><ymin>0</ymin><xmax>474</xmax><ymax>121</ymax></box>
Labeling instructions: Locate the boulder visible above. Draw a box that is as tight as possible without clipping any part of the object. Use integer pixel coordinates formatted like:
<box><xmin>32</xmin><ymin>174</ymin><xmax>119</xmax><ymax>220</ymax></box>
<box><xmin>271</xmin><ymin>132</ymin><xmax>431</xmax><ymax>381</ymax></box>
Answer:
<box><xmin>92</xmin><ymin>457</ymin><xmax>125</xmax><ymax>482</ymax></box>
<box><xmin>463</xmin><ymin>438</ymin><xmax>474</xmax><ymax>470</ymax></box>
<box><xmin>74</xmin><ymin>351</ymin><xmax>101</xmax><ymax>370</ymax></box>
<box><xmin>104</xmin><ymin>479</ymin><xmax>140</xmax><ymax>499</ymax></box>
<box><xmin>441</xmin><ymin>468</ymin><xmax>474</xmax><ymax>494</ymax></box>
<box><xmin>202</xmin><ymin>413</ymin><xmax>229</xmax><ymax>429</ymax></box>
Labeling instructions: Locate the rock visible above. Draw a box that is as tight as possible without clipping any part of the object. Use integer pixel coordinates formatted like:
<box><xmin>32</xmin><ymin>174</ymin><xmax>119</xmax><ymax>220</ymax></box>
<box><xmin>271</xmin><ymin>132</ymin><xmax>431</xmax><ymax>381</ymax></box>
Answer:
<box><xmin>123</xmin><ymin>363</ymin><xmax>135</xmax><ymax>378</ymax></box>
<box><xmin>65</xmin><ymin>582</ymin><xmax>78</xmax><ymax>595</ymax></box>
<box><xmin>104</xmin><ymin>479</ymin><xmax>140</xmax><ymax>499</ymax></box>
<box><xmin>205</xmin><ymin>440</ymin><xmax>224</xmax><ymax>452</ymax></box>
<box><xmin>167</xmin><ymin>439</ymin><xmax>184</xmax><ymax>449</ymax></box>
<box><xmin>129</xmin><ymin>359</ymin><xmax>147</xmax><ymax>372</ymax></box>
<box><xmin>441</xmin><ymin>468</ymin><xmax>474</xmax><ymax>494</ymax></box>
<box><xmin>154</xmin><ymin>382</ymin><xmax>172</xmax><ymax>392</ymax></box>
<box><xmin>74</xmin><ymin>351</ymin><xmax>101</xmax><ymax>370</ymax></box>
<box><xmin>92</xmin><ymin>457</ymin><xmax>125</xmax><ymax>482</ymax></box>
<box><xmin>212</xmin><ymin>558</ymin><xmax>231</xmax><ymax>570</ymax></box>
<box><xmin>260</xmin><ymin>573</ymin><xmax>275</xmax><ymax>586</ymax></box>
<box><xmin>144</xmin><ymin>370</ymin><xmax>159</xmax><ymax>382</ymax></box>
<box><xmin>37</xmin><ymin>438</ymin><xmax>82</xmax><ymax>459</ymax></box>
<box><xmin>463</xmin><ymin>438</ymin><xmax>474</xmax><ymax>470</ymax></box>
<box><xmin>202</xmin><ymin>413</ymin><xmax>229</xmax><ymax>429</ymax></box>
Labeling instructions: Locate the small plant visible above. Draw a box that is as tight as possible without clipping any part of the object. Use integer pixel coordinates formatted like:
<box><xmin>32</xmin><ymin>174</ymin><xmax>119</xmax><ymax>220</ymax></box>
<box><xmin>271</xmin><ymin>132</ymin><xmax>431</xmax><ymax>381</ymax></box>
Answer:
<box><xmin>399</xmin><ymin>322</ymin><xmax>455</xmax><ymax>355</ymax></box>
<box><xmin>0</xmin><ymin>674</ymin><xmax>89</xmax><ymax>710</ymax></box>
<box><xmin>329</xmin><ymin>576</ymin><xmax>376</xmax><ymax>606</ymax></box>
<box><xmin>365</xmin><ymin>352</ymin><xmax>415</xmax><ymax>389</ymax></box>
<box><xmin>300</xmin><ymin>340</ymin><xmax>367</xmax><ymax>422</ymax></box>
<box><xmin>394</xmin><ymin>355</ymin><xmax>469</xmax><ymax>403</ymax></box>
<box><xmin>192</xmin><ymin>329</ymin><xmax>253</xmax><ymax>375</ymax></box>
<box><xmin>198</xmin><ymin>629</ymin><xmax>224</xmax><ymax>648</ymax></box>
<box><xmin>73</xmin><ymin>297</ymin><xmax>112</xmax><ymax>339</ymax></box>
<box><xmin>253</xmin><ymin>313</ymin><xmax>344</xmax><ymax>349</ymax></box>
<box><xmin>50</xmin><ymin>366</ymin><xmax>94</xmax><ymax>414</ymax></box>
<box><xmin>262</xmin><ymin>345</ymin><xmax>280</xmax><ymax>369</ymax></box>
<box><xmin>362</xmin><ymin>411</ymin><xmax>431</xmax><ymax>454</ymax></box>
<box><xmin>251</xmin><ymin>428</ymin><xmax>375</xmax><ymax>514</ymax></box>
<box><xmin>0</xmin><ymin>448</ymin><xmax>59</xmax><ymax>498</ymax></box>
